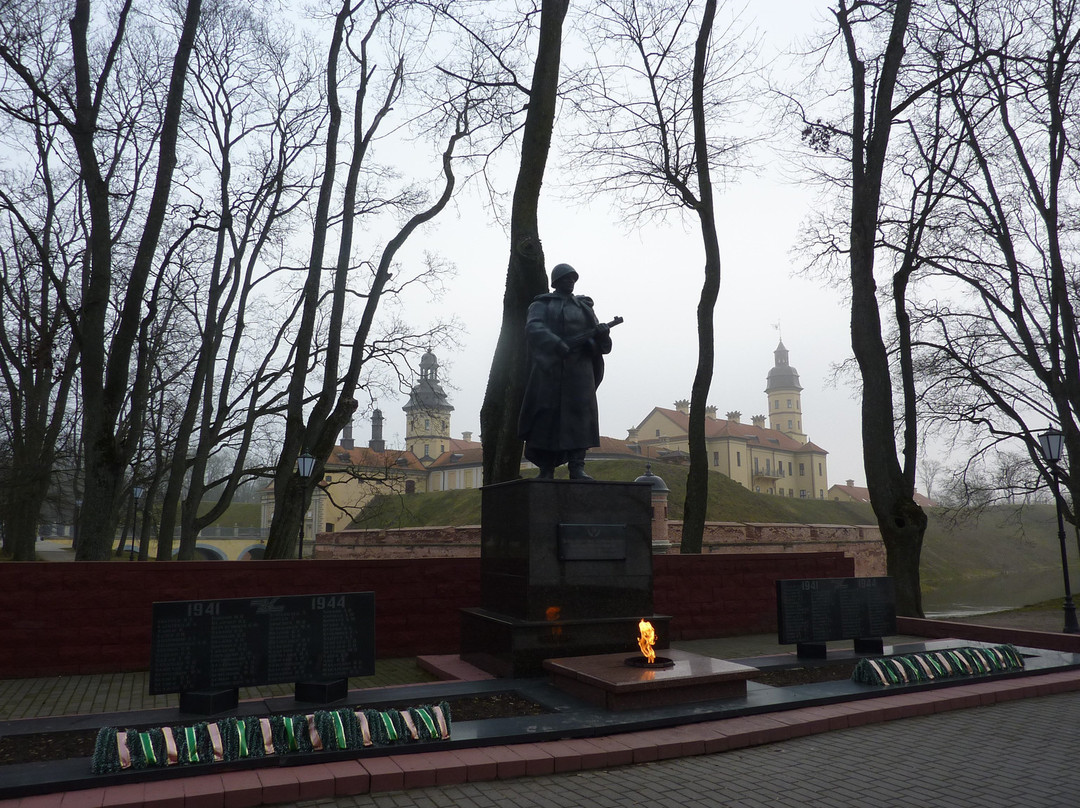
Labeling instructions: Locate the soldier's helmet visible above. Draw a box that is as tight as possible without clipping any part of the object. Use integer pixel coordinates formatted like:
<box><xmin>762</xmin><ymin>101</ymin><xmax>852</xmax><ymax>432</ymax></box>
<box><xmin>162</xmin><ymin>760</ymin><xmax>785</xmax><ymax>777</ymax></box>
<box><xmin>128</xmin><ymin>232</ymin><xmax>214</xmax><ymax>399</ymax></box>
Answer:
<box><xmin>550</xmin><ymin>263</ymin><xmax>579</xmax><ymax>286</ymax></box>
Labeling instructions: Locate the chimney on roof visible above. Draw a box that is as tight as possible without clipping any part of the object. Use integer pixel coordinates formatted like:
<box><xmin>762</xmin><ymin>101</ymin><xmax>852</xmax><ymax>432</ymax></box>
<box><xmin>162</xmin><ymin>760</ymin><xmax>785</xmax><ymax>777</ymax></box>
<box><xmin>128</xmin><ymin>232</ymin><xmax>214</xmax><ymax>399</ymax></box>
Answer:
<box><xmin>341</xmin><ymin>419</ymin><xmax>354</xmax><ymax>450</ymax></box>
<box><xmin>846</xmin><ymin>479</ymin><xmax>855</xmax><ymax>487</ymax></box>
<box><xmin>751</xmin><ymin>415</ymin><xmax>766</xmax><ymax>428</ymax></box>
<box><xmin>627</xmin><ymin>427</ymin><xmax>640</xmax><ymax>441</ymax></box>
<box><xmin>369</xmin><ymin>409</ymin><xmax>386</xmax><ymax>453</ymax></box>
<box><xmin>726</xmin><ymin>410</ymin><xmax>742</xmax><ymax>424</ymax></box>
<box><xmin>461</xmin><ymin>431</ymin><xmax>472</xmax><ymax>442</ymax></box>
<box><xmin>675</xmin><ymin>399</ymin><xmax>690</xmax><ymax>415</ymax></box>
<box><xmin>705</xmin><ymin>405</ymin><xmax>717</xmax><ymax>420</ymax></box>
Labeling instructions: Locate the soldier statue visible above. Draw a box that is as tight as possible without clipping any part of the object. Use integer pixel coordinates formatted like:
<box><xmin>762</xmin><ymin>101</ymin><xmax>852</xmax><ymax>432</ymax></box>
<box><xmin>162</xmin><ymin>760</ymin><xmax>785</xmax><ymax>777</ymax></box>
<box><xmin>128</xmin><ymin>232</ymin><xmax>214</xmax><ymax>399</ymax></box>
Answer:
<box><xmin>518</xmin><ymin>263</ymin><xmax>620</xmax><ymax>480</ymax></box>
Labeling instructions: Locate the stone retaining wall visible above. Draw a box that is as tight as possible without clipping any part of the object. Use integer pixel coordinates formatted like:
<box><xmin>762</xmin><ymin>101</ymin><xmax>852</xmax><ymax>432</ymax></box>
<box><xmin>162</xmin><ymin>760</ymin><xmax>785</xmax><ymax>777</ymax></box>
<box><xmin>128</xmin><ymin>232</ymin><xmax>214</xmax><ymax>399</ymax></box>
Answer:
<box><xmin>315</xmin><ymin>521</ymin><xmax>884</xmax><ymax>577</ymax></box>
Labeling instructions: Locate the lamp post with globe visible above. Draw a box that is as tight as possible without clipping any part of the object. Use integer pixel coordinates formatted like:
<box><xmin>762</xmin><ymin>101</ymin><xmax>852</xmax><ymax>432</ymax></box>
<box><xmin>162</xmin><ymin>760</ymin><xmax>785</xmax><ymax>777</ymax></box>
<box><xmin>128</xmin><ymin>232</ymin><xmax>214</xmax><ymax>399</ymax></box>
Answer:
<box><xmin>296</xmin><ymin>452</ymin><xmax>316</xmax><ymax>560</ymax></box>
<box><xmin>1038</xmin><ymin>427</ymin><xmax>1079</xmax><ymax>634</ymax></box>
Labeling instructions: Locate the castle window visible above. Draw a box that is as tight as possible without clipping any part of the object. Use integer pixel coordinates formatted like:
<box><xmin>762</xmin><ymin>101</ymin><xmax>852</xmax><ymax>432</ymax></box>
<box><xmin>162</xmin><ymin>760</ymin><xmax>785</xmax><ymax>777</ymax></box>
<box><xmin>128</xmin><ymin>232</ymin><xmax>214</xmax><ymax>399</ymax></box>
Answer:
<box><xmin>818</xmin><ymin>462</ymin><xmax>823</xmax><ymax>474</ymax></box>
<box><xmin>773</xmin><ymin>400</ymin><xmax>779</xmax><ymax>409</ymax></box>
<box><xmin>799</xmin><ymin>463</ymin><xmax>805</xmax><ymax>475</ymax></box>
<box><xmin>819</xmin><ymin>489</ymin><xmax>824</xmax><ymax>499</ymax></box>
<box><xmin>736</xmin><ymin>451</ymin><xmax>741</xmax><ymax>467</ymax></box>
<box><xmin>754</xmin><ymin>457</ymin><xmax>759</xmax><ymax>472</ymax></box>
<box><xmin>713</xmin><ymin>452</ymin><xmax>719</xmax><ymax>466</ymax></box>
<box><xmin>787</xmin><ymin>399</ymin><xmax>792</xmax><ymax>408</ymax></box>
<box><xmin>800</xmin><ymin>490</ymin><xmax>807</xmax><ymax>498</ymax></box>
<box><xmin>405</xmin><ymin>480</ymin><xmax>416</xmax><ymax>494</ymax></box>
<box><xmin>424</xmin><ymin>444</ymin><xmax>430</xmax><ymax>456</ymax></box>
<box><xmin>788</xmin><ymin>420</ymin><xmax>793</xmax><ymax>429</ymax></box>
<box><xmin>656</xmin><ymin>429</ymin><xmax>661</xmax><ymax>437</ymax></box>
<box><xmin>788</xmin><ymin>462</ymin><xmax>793</xmax><ymax>475</ymax></box>
<box><xmin>424</xmin><ymin>418</ymin><xmax>430</xmax><ymax>430</ymax></box>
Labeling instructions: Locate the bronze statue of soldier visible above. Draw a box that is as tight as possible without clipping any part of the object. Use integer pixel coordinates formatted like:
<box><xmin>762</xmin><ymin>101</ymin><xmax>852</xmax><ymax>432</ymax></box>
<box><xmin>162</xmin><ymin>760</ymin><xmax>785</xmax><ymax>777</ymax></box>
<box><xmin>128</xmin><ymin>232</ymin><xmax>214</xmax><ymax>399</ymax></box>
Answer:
<box><xmin>517</xmin><ymin>263</ymin><xmax>621</xmax><ymax>480</ymax></box>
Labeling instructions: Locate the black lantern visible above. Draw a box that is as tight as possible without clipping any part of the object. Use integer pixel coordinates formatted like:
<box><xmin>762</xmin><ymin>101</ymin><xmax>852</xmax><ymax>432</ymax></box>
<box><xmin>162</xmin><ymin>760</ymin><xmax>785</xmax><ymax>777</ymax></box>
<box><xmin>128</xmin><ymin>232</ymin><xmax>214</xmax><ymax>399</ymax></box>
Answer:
<box><xmin>129</xmin><ymin>485</ymin><xmax>144</xmax><ymax>562</ymax></box>
<box><xmin>296</xmin><ymin>452</ymin><xmax>316</xmax><ymax>560</ymax></box>
<box><xmin>1038</xmin><ymin>428</ymin><xmax>1078</xmax><ymax>633</ymax></box>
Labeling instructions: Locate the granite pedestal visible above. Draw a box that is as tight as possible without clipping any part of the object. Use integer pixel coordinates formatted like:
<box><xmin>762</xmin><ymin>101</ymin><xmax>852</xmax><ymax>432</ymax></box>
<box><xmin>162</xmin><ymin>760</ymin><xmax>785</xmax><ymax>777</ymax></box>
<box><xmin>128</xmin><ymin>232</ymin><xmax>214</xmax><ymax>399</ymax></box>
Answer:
<box><xmin>461</xmin><ymin>478</ymin><xmax>670</xmax><ymax>677</ymax></box>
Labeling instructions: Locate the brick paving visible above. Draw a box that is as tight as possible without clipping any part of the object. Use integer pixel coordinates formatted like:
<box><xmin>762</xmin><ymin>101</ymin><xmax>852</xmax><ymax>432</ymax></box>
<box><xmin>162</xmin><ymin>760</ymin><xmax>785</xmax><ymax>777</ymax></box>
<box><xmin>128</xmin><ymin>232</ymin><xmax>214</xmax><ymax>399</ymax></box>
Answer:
<box><xmin>290</xmin><ymin>690</ymin><xmax>1080</xmax><ymax>808</ymax></box>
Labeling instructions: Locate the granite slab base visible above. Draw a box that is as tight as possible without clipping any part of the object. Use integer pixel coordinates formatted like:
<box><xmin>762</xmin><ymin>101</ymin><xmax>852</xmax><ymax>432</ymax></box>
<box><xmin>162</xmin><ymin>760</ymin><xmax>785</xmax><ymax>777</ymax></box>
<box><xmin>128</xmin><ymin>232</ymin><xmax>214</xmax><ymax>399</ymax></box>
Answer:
<box><xmin>461</xmin><ymin>607</ymin><xmax>671</xmax><ymax>678</ymax></box>
<box><xmin>543</xmin><ymin>648</ymin><xmax>759</xmax><ymax>711</ymax></box>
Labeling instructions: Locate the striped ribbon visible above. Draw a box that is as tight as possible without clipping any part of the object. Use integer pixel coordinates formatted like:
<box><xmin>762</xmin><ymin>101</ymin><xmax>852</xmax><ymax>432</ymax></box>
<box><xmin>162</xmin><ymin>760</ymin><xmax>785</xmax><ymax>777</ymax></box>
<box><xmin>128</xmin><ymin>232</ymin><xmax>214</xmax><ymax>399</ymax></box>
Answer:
<box><xmin>331</xmin><ymin>712</ymin><xmax>347</xmax><ymax>749</ymax></box>
<box><xmin>236</xmin><ymin>720</ymin><xmax>249</xmax><ymax>758</ymax></box>
<box><xmin>378</xmin><ymin>712</ymin><xmax>398</xmax><ymax>742</ymax></box>
<box><xmin>306</xmin><ymin>715</ymin><xmax>323</xmax><ymax>751</ymax></box>
<box><xmin>184</xmin><ymin>726</ymin><xmax>199</xmax><ymax>763</ymax></box>
<box><xmin>413</xmin><ymin>708</ymin><xmax>438</xmax><ymax>739</ymax></box>
<box><xmin>400</xmin><ymin>710</ymin><xmax>419</xmax><ymax>740</ymax></box>
<box><xmin>162</xmin><ymin>727</ymin><xmax>178</xmax><ymax>765</ymax></box>
<box><xmin>259</xmin><ymin>718</ymin><xmax>274</xmax><ymax>755</ymax></box>
<box><xmin>116</xmin><ymin>731</ymin><xmax>131</xmax><ymax>769</ymax></box>
<box><xmin>356</xmin><ymin>711</ymin><xmax>372</xmax><ymax>746</ymax></box>
<box><xmin>139</xmin><ymin>732</ymin><xmax>157</xmax><ymax>766</ymax></box>
<box><xmin>431</xmin><ymin>705</ymin><xmax>449</xmax><ymax>740</ymax></box>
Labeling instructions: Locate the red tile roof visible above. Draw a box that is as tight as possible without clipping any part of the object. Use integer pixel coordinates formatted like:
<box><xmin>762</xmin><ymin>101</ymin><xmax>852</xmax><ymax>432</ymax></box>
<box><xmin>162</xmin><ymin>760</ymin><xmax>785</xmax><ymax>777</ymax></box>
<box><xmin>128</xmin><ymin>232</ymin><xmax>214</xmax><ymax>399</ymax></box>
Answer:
<box><xmin>636</xmin><ymin>407</ymin><xmax>827</xmax><ymax>454</ymax></box>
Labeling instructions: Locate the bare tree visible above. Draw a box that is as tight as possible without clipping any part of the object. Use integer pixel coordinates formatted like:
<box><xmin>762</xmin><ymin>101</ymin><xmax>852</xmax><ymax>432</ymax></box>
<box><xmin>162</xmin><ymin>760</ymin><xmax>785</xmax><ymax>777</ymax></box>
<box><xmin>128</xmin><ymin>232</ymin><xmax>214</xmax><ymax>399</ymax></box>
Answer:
<box><xmin>568</xmin><ymin>0</ymin><xmax>759</xmax><ymax>552</ymax></box>
<box><xmin>479</xmin><ymin>0</ymin><xmax>571</xmax><ymax>485</ymax></box>
<box><xmin>263</xmin><ymin>0</ymin><xmax>484</xmax><ymax>557</ymax></box>
<box><xmin>899</xmin><ymin>0</ymin><xmax>1080</xmax><ymax>530</ymax></box>
<box><xmin>0</xmin><ymin>0</ymin><xmax>204</xmax><ymax>559</ymax></box>
<box><xmin>796</xmin><ymin>0</ymin><xmax>926</xmax><ymax>614</ymax></box>
<box><xmin>0</xmin><ymin>96</ymin><xmax>80</xmax><ymax>559</ymax></box>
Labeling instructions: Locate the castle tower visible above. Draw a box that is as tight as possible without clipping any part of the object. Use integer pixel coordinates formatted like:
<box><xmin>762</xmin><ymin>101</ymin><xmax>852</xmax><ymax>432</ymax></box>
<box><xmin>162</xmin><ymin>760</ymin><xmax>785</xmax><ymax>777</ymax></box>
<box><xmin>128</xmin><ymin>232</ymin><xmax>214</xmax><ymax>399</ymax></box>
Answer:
<box><xmin>403</xmin><ymin>349</ymin><xmax>453</xmax><ymax>463</ymax></box>
<box><xmin>765</xmin><ymin>340</ymin><xmax>807</xmax><ymax>443</ymax></box>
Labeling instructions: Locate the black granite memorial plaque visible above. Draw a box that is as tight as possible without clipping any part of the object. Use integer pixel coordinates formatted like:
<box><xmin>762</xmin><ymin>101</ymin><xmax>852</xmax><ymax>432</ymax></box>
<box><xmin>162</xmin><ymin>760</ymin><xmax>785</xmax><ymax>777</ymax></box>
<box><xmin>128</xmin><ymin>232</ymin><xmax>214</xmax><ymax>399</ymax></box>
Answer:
<box><xmin>149</xmin><ymin>592</ymin><xmax>375</xmax><ymax>695</ymax></box>
<box><xmin>776</xmin><ymin>577</ymin><xmax>896</xmax><ymax>657</ymax></box>
<box><xmin>462</xmin><ymin>479</ymin><xmax>670</xmax><ymax>676</ymax></box>
<box><xmin>478</xmin><ymin>479</ymin><xmax>653</xmax><ymax>621</ymax></box>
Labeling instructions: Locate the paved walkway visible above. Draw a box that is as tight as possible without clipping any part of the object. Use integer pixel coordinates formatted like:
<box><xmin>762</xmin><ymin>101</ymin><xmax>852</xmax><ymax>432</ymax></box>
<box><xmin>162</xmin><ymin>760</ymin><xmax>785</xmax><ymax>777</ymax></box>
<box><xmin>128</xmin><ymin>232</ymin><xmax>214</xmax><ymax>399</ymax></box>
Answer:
<box><xmin>285</xmin><ymin>690</ymin><xmax>1080</xmax><ymax>808</ymax></box>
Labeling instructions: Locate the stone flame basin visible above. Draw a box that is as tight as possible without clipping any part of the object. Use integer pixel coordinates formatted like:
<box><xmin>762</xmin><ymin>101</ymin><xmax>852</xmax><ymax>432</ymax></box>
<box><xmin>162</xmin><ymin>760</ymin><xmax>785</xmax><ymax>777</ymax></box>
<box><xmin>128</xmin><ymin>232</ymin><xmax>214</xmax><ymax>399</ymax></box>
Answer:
<box><xmin>543</xmin><ymin>648</ymin><xmax>759</xmax><ymax>711</ymax></box>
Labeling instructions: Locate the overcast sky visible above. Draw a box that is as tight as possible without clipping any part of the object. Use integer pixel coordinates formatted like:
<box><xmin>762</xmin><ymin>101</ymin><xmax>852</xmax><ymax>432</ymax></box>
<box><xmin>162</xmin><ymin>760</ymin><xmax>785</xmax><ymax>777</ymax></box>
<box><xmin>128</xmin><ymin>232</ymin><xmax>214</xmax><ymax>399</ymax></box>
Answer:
<box><xmin>368</xmin><ymin>1</ymin><xmax>871</xmax><ymax>486</ymax></box>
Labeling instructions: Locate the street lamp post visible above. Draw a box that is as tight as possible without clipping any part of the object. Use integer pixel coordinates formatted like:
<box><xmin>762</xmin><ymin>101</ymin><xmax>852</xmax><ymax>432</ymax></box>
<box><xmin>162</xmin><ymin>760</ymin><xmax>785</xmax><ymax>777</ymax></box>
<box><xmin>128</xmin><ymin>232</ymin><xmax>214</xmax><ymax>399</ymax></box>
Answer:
<box><xmin>296</xmin><ymin>452</ymin><xmax>316</xmax><ymax>560</ymax></box>
<box><xmin>129</xmin><ymin>485</ymin><xmax>144</xmax><ymax>562</ymax></box>
<box><xmin>73</xmin><ymin>499</ymin><xmax>82</xmax><ymax>551</ymax></box>
<box><xmin>1038</xmin><ymin>428</ymin><xmax>1079</xmax><ymax>634</ymax></box>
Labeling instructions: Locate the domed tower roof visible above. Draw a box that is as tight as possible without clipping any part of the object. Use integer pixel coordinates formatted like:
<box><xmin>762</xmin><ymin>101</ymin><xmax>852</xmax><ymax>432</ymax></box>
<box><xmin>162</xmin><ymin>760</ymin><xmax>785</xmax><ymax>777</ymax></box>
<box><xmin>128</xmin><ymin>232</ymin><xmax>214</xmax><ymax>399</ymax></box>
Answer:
<box><xmin>765</xmin><ymin>340</ymin><xmax>803</xmax><ymax>393</ymax></box>
<box><xmin>404</xmin><ymin>349</ymin><xmax>454</xmax><ymax>414</ymax></box>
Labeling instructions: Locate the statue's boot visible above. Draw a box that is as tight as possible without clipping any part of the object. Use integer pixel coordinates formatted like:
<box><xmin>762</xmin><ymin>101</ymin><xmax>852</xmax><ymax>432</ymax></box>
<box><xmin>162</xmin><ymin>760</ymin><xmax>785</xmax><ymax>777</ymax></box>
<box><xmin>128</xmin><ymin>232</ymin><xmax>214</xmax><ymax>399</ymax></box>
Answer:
<box><xmin>536</xmin><ymin>466</ymin><xmax>555</xmax><ymax>479</ymax></box>
<box><xmin>568</xmin><ymin>461</ymin><xmax>593</xmax><ymax>481</ymax></box>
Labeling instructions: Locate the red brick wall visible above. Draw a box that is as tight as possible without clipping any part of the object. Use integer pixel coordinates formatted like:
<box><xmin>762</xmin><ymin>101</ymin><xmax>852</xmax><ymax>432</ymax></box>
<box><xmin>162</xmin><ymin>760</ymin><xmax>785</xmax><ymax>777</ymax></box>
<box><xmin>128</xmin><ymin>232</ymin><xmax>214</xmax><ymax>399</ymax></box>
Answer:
<box><xmin>654</xmin><ymin>552</ymin><xmax>855</xmax><ymax>639</ymax></box>
<box><xmin>0</xmin><ymin>560</ymin><xmax>480</xmax><ymax>678</ymax></box>
<box><xmin>0</xmin><ymin>552</ymin><xmax>853</xmax><ymax>678</ymax></box>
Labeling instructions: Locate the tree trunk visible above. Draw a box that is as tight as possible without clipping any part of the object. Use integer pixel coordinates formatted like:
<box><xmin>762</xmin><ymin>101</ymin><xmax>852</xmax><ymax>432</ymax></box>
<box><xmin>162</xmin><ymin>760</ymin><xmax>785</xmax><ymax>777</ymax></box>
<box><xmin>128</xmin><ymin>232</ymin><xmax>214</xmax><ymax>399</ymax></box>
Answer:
<box><xmin>841</xmin><ymin>0</ymin><xmax>926</xmax><ymax>616</ymax></box>
<box><xmin>481</xmin><ymin>0</ymin><xmax>569</xmax><ymax>485</ymax></box>
<box><xmin>679</xmin><ymin>0</ymin><xmax>720</xmax><ymax>555</ymax></box>
<box><xmin>74</xmin><ymin>0</ymin><xmax>203</xmax><ymax>559</ymax></box>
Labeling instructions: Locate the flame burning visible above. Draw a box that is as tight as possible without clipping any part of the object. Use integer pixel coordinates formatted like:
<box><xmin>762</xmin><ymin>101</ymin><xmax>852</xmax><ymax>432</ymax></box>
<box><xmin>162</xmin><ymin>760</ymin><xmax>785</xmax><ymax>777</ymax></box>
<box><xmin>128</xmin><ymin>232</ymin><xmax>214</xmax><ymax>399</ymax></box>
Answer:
<box><xmin>546</xmin><ymin>606</ymin><xmax>563</xmax><ymax>640</ymax></box>
<box><xmin>637</xmin><ymin>619</ymin><xmax>657</xmax><ymax>664</ymax></box>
